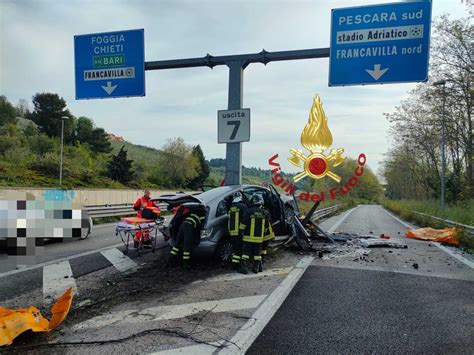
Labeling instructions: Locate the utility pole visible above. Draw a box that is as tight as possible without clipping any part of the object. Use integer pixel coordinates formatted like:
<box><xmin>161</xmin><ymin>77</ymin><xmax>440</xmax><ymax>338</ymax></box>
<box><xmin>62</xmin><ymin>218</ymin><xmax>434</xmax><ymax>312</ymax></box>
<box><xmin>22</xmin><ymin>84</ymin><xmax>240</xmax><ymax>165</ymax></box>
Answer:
<box><xmin>59</xmin><ymin>116</ymin><xmax>67</xmax><ymax>186</ymax></box>
<box><xmin>433</xmin><ymin>80</ymin><xmax>447</xmax><ymax>210</ymax></box>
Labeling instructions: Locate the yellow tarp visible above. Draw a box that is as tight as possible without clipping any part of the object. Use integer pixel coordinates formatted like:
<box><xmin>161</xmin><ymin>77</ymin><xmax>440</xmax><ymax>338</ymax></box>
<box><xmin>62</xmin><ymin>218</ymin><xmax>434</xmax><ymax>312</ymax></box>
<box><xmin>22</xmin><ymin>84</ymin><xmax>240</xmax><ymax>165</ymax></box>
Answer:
<box><xmin>405</xmin><ymin>227</ymin><xmax>459</xmax><ymax>245</ymax></box>
<box><xmin>0</xmin><ymin>288</ymin><xmax>73</xmax><ymax>346</ymax></box>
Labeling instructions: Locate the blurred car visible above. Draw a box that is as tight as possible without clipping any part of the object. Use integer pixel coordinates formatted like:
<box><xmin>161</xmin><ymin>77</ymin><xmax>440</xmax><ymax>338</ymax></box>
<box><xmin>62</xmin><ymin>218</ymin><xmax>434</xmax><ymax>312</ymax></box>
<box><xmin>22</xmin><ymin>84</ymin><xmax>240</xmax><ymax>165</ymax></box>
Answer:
<box><xmin>156</xmin><ymin>184</ymin><xmax>298</xmax><ymax>262</ymax></box>
<box><xmin>0</xmin><ymin>193</ymin><xmax>92</xmax><ymax>255</ymax></box>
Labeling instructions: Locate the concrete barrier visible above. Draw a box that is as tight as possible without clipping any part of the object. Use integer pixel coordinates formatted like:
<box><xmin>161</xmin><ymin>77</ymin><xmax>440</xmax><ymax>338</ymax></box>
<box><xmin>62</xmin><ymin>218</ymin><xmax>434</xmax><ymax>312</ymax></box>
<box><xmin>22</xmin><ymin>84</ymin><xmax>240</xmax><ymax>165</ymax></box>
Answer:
<box><xmin>0</xmin><ymin>188</ymin><xmax>187</xmax><ymax>206</ymax></box>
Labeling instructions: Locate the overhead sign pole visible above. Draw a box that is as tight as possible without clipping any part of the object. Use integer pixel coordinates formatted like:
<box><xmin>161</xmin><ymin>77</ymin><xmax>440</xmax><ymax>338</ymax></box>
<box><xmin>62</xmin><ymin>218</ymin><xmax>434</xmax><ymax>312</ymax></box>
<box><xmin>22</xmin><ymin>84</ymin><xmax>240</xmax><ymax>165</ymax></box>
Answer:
<box><xmin>145</xmin><ymin>48</ymin><xmax>330</xmax><ymax>185</ymax></box>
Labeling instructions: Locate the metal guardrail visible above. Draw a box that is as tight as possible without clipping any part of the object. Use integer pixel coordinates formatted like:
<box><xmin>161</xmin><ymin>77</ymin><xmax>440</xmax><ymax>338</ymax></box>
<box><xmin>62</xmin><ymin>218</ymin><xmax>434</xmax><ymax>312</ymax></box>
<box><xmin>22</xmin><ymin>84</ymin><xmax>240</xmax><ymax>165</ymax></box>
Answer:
<box><xmin>86</xmin><ymin>203</ymin><xmax>168</xmax><ymax>218</ymax></box>
<box><xmin>412</xmin><ymin>211</ymin><xmax>474</xmax><ymax>235</ymax></box>
<box><xmin>311</xmin><ymin>204</ymin><xmax>341</xmax><ymax>221</ymax></box>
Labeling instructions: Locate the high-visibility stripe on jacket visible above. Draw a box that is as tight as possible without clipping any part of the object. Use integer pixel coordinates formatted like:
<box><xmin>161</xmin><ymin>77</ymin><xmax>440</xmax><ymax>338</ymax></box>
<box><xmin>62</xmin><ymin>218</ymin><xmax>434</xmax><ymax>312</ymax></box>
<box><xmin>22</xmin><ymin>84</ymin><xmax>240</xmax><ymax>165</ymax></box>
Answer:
<box><xmin>228</xmin><ymin>202</ymin><xmax>247</xmax><ymax>237</ymax></box>
<box><xmin>185</xmin><ymin>213</ymin><xmax>205</xmax><ymax>229</ymax></box>
<box><xmin>242</xmin><ymin>208</ymin><xmax>266</xmax><ymax>243</ymax></box>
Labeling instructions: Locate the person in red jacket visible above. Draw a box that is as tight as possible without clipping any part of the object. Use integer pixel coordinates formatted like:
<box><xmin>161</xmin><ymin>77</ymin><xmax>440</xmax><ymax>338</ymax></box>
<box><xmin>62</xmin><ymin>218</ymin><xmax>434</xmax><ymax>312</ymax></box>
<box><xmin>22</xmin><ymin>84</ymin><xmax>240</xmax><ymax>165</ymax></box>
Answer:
<box><xmin>132</xmin><ymin>190</ymin><xmax>159</xmax><ymax>247</ymax></box>
<box><xmin>133</xmin><ymin>190</ymin><xmax>159</xmax><ymax>218</ymax></box>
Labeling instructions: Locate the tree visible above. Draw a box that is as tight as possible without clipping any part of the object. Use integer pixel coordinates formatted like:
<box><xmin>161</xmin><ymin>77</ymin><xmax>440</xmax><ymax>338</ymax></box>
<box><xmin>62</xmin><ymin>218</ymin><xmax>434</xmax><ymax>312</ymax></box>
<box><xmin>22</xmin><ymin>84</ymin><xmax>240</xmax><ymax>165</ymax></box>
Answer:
<box><xmin>75</xmin><ymin>117</ymin><xmax>94</xmax><ymax>143</ymax></box>
<box><xmin>106</xmin><ymin>146</ymin><xmax>134</xmax><ymax>184</ymax></box>
<box><xmin>16</xmin><ymin>99</ymin><xmax>30</xmax><ymax>117</ymax></box>
<box><xmin>187</xmin><ymin>145</ymin><xmax>210</xmax><ymax>189</ymax></box>
<box><xmin>158</xmin><ymin>137</ymin><xmax>199</xmax><ymax>188</ymax></box>
<box><xmin>0</xmin><ymin>96</ymin><xmax>17</xmax><ymax>126</ymax></box>
<box><xmin>382</xmin><ymin>13</ymin><xmax>474</xmax><ymax>201</ymax></box>
<box><xmin>28</xmin><ymin>93</ymin><xmax>74</xmax><ymax>138</ymax></box>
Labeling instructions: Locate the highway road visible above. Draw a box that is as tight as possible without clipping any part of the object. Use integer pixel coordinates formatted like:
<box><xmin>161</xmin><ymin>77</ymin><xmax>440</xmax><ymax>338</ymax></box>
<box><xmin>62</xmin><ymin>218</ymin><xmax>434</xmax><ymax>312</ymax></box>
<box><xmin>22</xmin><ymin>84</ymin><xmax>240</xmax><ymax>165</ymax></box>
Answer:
<box><xmin>0</xmin><ymin>205</ymin><xmax>472</xmax><ymax>353</ymax></box>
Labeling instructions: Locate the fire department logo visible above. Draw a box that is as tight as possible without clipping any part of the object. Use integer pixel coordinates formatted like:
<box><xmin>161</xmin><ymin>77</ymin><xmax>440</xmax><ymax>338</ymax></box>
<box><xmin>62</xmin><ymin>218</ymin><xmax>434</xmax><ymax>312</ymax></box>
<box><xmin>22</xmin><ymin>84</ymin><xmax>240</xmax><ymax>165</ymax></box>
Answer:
<box><xmin>288</xmin><ymin>95</ymin><xmax>345</xmax><ymax>183</ymax></box>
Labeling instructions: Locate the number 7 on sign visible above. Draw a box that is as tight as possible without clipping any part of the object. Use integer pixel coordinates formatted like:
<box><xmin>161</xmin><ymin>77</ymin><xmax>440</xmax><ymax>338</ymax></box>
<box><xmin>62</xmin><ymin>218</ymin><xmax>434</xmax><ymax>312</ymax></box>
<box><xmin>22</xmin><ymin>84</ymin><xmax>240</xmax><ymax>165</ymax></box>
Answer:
<box><xmin>227</xmin><ymin>120</ymin><xmax>240</xmax><ymax>140</ymax></box>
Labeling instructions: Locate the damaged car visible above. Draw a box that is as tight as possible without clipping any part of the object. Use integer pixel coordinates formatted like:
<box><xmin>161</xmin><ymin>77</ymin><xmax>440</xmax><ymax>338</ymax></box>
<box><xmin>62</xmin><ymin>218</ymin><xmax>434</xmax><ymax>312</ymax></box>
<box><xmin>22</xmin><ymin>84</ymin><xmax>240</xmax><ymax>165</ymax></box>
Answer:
<box><xmin>156</xmin><ymin>184</ymin><xmax>299</xmax><ymax>262</ymax></box>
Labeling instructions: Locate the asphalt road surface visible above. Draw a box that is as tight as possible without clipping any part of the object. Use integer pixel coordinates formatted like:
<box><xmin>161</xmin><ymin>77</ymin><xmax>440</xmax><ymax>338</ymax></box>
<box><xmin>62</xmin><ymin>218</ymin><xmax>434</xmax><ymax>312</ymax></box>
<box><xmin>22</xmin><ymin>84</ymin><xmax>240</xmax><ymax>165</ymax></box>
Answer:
<box><xmin>249</xmin><ymin>205</ymin><xmax>474</xmax><ymax>354</ymax></box>
<box><xmin>0</xmin><ymin>205</ymin><xmax>472</xmax><ymax>353</ymax></box>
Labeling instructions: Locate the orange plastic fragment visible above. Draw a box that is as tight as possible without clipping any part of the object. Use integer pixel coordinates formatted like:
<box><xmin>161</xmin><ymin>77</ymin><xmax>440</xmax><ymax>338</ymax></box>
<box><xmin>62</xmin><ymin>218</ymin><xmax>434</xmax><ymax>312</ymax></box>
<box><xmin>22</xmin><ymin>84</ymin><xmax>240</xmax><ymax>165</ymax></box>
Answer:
<box><xmin>48</xmin><ymin>288</ymin><xmax>73</xmax><ymax>330</ymax></box>
<box><xmin>405</xmin><ymin>227</ymin><xmax>459</xmax><ymax>245</ymax></box>
<box><xmin>0</xmin><ymin>288</ymin><xmax>73</xmax><ymax>346</ymax></box>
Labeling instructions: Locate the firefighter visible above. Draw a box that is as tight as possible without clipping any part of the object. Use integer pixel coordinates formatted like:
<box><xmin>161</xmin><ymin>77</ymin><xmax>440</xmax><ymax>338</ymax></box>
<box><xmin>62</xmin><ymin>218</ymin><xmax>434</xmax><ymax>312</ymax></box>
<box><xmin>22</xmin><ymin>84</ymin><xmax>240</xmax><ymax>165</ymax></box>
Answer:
<box><xmin>260</xmin><ymin>207</ymin><xmax>275</xmax><ymax>272</ymax></box>
<box><xmin>169</xmin><ymin>205</ymin><xmax>205</xmax><ymax>270</ymax></box>
<box><xmin>240</xmin><ymin>194</ymin><xmax>268</xmax><ymax>274</ymax></box>
<box><xmin>227</xmin><ymin>192</ymin><xmax>248</xmax><ymax>271</ymax></box>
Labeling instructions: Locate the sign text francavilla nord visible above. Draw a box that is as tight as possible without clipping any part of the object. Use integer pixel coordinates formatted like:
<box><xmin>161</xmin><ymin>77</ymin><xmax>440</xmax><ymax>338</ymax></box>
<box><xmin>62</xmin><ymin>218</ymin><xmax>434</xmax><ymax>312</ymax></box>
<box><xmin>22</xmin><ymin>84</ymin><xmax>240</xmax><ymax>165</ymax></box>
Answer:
<box><xmin>329</xmin><ymin>0</ymin><xmax>432</xmax><ymax>86</ymax></box>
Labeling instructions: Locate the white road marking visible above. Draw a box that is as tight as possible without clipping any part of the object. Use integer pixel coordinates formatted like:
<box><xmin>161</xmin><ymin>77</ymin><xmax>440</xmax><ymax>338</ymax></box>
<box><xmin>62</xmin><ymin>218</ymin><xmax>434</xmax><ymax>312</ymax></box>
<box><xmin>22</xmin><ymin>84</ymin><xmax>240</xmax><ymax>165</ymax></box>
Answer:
<box><xmin>192</xmin><ymin>267</ymin><xmax>292</xmax><ymax>284</ymax></box>
<box><xmin>73</xmin><ymin>295</ymin><xmax>267</xmax><ymax>331</ymax></box>
<box><xmin>152</xmin><ymin>342</ymin><xmax>226</xmax><ymax>355</ymax></box>
<box><xmin>0</xmin><ymin>242</ymin><xmax>124</xmax><ymax>279</ymax></box>
<box><xmin>219</xmin><ymin>256</ymin><xmax>315</xmax><ymax>354</ymax></box>
<box><xmin>43</xmin><ymin>260</ymin><xmax>77</xmax><ymax>303</ymax></box>
<box><xmin>326</xmin><ymin>206</ymin><xmax>359</xmax><ymax>233</ymax></box>
<box><xmin>380</xmin><ymin>206</ymin><xmax>474</xmax><ymax>270</ymax></box>
<box><xmin>100</xmin><ymin>248</ymin><xmax>138</xmax><ymax>274</ymax></box>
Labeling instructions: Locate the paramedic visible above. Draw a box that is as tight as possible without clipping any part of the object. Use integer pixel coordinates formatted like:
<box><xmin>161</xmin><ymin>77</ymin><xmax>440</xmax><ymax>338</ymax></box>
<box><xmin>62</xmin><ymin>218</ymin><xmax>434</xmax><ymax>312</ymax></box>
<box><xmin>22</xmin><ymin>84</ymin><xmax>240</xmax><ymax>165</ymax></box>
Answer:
<box><xmin>133</xmin><ymin>189</ymin><xmax>158</xmax><ymax>218</ymax></box>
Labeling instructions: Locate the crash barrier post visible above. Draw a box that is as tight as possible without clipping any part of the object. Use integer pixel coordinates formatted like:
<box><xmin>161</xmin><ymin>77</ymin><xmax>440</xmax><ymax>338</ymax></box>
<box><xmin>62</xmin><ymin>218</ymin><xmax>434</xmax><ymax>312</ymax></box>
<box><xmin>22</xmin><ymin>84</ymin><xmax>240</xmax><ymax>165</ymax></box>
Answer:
<box><xmin>412</xmin><ymin>211</ymin><xmax>474</xmax><ymax>236</ymax></box>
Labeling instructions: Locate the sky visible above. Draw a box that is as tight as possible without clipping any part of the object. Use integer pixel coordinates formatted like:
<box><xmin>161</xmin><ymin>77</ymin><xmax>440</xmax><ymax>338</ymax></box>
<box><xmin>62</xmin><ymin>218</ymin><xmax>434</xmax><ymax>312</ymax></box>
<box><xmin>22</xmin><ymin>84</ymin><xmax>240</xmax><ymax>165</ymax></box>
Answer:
<box><xmin>0</xmin><ymin>0</ymin><xmax>470</xmax><ymax>177</ymax></box>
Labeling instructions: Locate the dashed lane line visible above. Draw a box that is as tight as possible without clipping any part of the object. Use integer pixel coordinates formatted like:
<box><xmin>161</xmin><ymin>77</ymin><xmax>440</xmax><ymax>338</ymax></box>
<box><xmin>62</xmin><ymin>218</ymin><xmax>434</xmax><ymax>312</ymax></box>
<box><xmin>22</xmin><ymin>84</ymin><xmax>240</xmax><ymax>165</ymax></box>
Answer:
<box><xmin>43</xmin><ymin>260</ymin><xmax>77</xmax><ymax>303</ymax></box>
<box><xmin>72</xmin><ymin>294</ymin><xmax>267</xmax><ymax>331</ymax></box>
<box><xmin>0</xmin><ymin>242</ymin><xmax>125</xmax><ymax>279</ymax></box>
<box><xmin>380</xmin><ymin>206</ymin><xmax>474</xmax><ymax>270</ymax></box>
<box><xmin>100</xmin><ymin>247</ymin><xmax>138</xmax><ymax>274</ymax></box>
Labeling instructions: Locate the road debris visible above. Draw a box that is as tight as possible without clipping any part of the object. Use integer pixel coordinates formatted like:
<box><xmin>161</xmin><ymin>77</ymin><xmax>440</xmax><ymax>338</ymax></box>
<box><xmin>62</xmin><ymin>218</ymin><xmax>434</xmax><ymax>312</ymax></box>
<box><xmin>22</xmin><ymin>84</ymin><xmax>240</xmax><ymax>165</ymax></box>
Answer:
<box><xmin>405</xmin><ymin>227</ymin><xmax>460</xmax><ymax>245</ymax></box>
<box><xmin>356</xmin><ymin>239</ymin><xmax>407</xmax><ymax>249</ymax></box>
<box><xmin>0</xmin><ymin>288</ymin><xmax>73</xmax><ymax>346</ymax></box>
<box><xmin>412</xmin><ymin>263</ymin><xmax>419</xmax><ymax>269</ymax></box>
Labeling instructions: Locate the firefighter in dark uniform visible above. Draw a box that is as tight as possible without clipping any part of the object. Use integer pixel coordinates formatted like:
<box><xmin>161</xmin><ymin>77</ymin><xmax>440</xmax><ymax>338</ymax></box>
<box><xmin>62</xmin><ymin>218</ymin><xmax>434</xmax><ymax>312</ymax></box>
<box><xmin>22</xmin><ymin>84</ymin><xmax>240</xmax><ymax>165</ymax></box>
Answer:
<box><xmin>169</xmin><ymin>205</ymin><xmax>205</xmax><ymax>270</ymax></box>
<box><xmin>227</xmin><ymin>192</ymin><xmax>248</xmax><ymax>270</ymax></box>
<box><xmin>260</xmin><ymin>207</ymin><xmax>275</xmax><ymax>272</ymax></box>
<box><xmin>240</xmin><ymin>194</ymin><xmax>269</xmax><ymax>274</ymax></box>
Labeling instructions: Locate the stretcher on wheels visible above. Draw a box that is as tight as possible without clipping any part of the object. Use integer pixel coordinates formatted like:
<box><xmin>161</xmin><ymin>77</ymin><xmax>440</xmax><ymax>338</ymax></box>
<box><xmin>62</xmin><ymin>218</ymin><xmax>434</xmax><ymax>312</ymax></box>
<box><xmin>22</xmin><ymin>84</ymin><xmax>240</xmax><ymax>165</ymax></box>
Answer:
<box><xmin>115</xmin><ymin>216</ymin><xmax>164</xmax><ymax>255</ymax></box>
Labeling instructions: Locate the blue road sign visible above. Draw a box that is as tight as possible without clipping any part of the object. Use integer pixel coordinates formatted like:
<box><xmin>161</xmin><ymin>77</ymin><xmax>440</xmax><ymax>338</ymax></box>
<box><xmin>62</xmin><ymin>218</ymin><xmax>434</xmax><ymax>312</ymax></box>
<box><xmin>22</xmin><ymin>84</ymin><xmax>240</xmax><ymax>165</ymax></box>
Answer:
<box><xmin>329</xmin><ymin>0</ymin><xmax>432</xmax><ymax>86</ymax></box>
<box><xmin>74</xmin><ymin>29</ymin><xmax>145</xmax><ymax>99</ymax></box>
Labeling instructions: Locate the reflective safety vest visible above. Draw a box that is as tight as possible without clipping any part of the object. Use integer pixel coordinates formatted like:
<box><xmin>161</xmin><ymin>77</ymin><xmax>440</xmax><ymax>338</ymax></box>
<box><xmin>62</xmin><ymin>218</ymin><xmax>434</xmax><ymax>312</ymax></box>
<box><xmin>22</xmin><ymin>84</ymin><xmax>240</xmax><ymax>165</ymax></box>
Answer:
<box><xmin>227</xmin><ymin>202</ymin><xmax>247</xmax><ymax>237</ymax></box>
<box><xmin>184</xmin><ymin>213</ymin><xmax>205</xmax><ymax>229</ymax></box>
<box><xmin>242</xmin><ymin>207</ymin><xmax>267</xmax><ymax>243</ymax></box>
<box><xmin>263</xmin><ymin>209</ymin><xmax>275</xmax><ymax>242</ymax></box>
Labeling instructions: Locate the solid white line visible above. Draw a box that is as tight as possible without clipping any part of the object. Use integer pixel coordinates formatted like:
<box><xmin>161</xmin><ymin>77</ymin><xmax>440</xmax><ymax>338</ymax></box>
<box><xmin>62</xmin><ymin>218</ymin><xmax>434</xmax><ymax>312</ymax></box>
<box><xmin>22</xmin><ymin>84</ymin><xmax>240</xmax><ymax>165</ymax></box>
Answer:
<box><xmin>73</xmin><ymin>294</ymin><xmax>267</xmax><ymax>331</ymax></box>
<box><xmin>432</xmin><ymin>243</ymin><xmax>474</xmax><ymax>269</ymax></box>
<box><xmin>326</xmin><ymin>206</ymin><xmax>359</xmax><ymax>233</ymax></box>
<box><xmin>379</xmin><ymin>206</ymin><xmax>415</xmax><ymax>229</ymax></box>
<box><xmin>43</xmin><ymin>260</ymin><xmax>77</xmax><ymax>303</ymax></box>
<box><xmin>152</xmin><ymin>342</ymin><xmax>225</xmax><ymax>355</ymax></box>
<box><xmin>192</xmin><ymin>267</ymin><xmax>292</xmax><ymax>284</ymax></box>
<box><xmin>380</xmin><ymin>206</ymin><xmax>474</xmax><ymax>269</ymax></box>
<box><xmin>219</xmin><ymin>256</ymin><xmax>315</xmax><ymax>354</ymax></box>
<box><xmin>0</xmin><ymin>242</ymin><xmax>124</xmax><ymax>279</ymax></box>
<box><xmin>100</xmin><ymin>248</ymin><xmax>138</xmax><ymax>274</ymax></box>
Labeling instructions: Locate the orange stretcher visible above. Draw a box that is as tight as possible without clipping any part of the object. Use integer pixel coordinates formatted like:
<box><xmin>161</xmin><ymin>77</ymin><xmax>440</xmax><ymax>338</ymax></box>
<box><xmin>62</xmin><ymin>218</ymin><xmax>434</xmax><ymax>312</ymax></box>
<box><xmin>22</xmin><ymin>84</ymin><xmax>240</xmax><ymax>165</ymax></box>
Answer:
<box><xmin>115</xmin><ymin>216</ymin><xmax>164</xmax><ymax>255</ymax></box>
